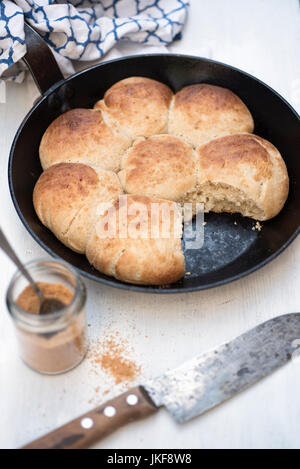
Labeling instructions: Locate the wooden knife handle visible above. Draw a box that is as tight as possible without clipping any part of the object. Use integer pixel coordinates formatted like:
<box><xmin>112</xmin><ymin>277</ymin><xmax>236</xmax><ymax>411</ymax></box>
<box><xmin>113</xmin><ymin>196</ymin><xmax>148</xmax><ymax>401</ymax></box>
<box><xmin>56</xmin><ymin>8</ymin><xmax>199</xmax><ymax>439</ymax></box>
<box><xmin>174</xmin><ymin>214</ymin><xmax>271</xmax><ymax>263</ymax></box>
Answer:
<box><xmin>21</xmin><ymin>386</ymin><xmax>158</xmax><ymax>450</ymax></box>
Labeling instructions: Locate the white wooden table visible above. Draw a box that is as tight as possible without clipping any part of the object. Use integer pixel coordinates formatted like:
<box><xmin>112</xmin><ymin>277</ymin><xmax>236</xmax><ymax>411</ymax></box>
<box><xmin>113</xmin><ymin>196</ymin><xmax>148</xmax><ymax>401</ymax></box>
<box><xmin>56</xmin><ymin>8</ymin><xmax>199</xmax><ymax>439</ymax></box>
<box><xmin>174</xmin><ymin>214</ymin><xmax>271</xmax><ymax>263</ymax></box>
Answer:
<box><xmin>0</xmin><ymin>0</ymin><xmax>300</xmax><ymax>450</ymax></box>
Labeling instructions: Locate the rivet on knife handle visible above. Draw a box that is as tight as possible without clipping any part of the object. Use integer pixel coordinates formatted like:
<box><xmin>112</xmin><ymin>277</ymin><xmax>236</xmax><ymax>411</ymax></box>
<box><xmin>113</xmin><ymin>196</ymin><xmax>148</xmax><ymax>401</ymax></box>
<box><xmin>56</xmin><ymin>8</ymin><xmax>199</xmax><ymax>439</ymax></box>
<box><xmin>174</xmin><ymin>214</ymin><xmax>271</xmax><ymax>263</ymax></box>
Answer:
<box><xmin>21</xmin><ymin>386</ymin><xmax>158</xmax><ymax>450</ymax></box>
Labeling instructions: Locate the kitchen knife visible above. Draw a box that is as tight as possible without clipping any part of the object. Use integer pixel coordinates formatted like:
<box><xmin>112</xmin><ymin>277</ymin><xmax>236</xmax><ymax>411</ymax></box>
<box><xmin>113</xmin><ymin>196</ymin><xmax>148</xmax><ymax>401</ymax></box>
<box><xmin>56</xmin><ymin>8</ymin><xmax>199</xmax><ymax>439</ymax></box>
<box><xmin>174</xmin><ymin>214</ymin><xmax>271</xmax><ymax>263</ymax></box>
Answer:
<box><xmin>22</xmin><ymin>313</ymin><xmax>300</xmax><ymax>449</ymax></box>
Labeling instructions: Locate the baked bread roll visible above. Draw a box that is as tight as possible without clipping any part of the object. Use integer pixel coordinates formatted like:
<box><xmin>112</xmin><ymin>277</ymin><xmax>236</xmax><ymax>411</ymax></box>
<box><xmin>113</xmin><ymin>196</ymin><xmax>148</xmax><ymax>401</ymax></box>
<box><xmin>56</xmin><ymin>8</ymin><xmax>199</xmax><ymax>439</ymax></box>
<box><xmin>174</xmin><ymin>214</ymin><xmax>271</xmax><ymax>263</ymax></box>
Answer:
<box><xmin>118</xmin><ymin>135</ymin><xmax>197</xmax><ymax>205</ymax></box>
<box><xmin>33</xmin><ymin>163</ymin><xmax>123</xmax><ymax>253</ymax></box>
<box><xmin>196</xmin><ymin>134</ymin><xmax>289</xmax><ymax>220</ymax></box>
<box><xmin>86</xmin><ymin>195</ymin><xmax>184</xmax><ymax>285</ymax></box>
<box><xmin>168</xmin><ymin>84</ymin><xmax>254</xmax><ymax>147</ymax></box>
<box><xmin>39</xmin><ymin>108</ymin><xmax>131</xmax><ymax>172</ymax></box>
<box><xmin>94</xmin><ymin>77</ymin><xmax>173</xmax><ymax>139</ymax></box>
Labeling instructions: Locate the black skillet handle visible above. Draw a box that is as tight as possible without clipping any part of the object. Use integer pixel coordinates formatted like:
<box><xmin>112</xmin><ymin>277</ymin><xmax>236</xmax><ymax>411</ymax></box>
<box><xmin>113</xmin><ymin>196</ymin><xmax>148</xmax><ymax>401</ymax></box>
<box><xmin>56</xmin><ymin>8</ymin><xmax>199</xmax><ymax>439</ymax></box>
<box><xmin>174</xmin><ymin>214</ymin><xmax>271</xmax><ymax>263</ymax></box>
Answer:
<box><xmin>23</xmin><ymin>23</ymin><xmax>75</xmax><ymax>111</ymax></box>
<box><xmin>23</xmin><ymin>23</ymin><xmax>65</xmax><ymax>95</ymax></box>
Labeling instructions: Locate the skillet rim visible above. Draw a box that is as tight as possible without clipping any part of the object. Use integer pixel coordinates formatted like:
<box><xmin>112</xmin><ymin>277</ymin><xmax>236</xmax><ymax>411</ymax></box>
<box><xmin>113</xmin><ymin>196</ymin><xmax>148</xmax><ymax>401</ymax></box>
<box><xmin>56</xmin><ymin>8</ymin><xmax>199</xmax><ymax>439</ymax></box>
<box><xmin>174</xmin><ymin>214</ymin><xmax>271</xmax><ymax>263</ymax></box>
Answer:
<box><xmin>8</xmin><ymin>53</ymin><xmax>300</xmax><ymax>294</ymax></box>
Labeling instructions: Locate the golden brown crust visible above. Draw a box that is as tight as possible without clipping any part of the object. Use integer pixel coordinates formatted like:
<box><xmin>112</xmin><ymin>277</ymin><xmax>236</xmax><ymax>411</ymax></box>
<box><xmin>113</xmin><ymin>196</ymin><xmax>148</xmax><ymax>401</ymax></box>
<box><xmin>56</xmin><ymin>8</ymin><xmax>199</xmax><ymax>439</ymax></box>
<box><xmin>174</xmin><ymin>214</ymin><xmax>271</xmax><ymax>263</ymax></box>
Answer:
<box><xmin>174</xmin><ymin>83</ymin><xmax>245</xmax><ymax>110</ymax></box>
<box><xmin>86</xmin><ymin>195</ymin><xmax>184</xmax><ymax>285</ymax></box>
<box><xmin>33</xmin><ymin>163</ymin><xmax>99</xmax><ymax>224</ymax></box>
<box><xmin>104</xmin><ymin>77</ymin><xmax>172</xmax><ymax>108</ymax></box>
<box><xmin>118</xmin><ymin>135</ymin><xmax>197</xmax><ymax>202</ymax></box>
<box><xmin>33</xmin><ymin>163</ymin><xmax>123</xmax><ymax>253</ymax></box>
<box><xmin>94</xmin><ymin>77</ymin><xmax>173</xmax><ymax>139</ymax></box>
<box><xmin>168</xmin><ymin>84</ymin><xmax>254</xmax><ymax>146</ymax></box>
<box><xmin>39</xmin><ymin>108</ymin><xmax>131</xmax><ymax>171</ymax></box>
<box><xmin>197</xmin><ymin>133</ymin><xmax>289</xmax><ymax>220</ymax></box>
<box><xmin>199</xmin><ymin>133</ymin><xmax>271</xmax><ymax>177</ymax></box>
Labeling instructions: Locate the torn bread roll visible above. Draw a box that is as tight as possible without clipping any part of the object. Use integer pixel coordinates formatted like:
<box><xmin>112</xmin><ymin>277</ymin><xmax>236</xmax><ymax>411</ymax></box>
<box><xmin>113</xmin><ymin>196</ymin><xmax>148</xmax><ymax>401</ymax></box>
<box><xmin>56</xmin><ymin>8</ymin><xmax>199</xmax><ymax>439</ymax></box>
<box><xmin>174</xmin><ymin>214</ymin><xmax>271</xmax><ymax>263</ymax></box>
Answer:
<box><xmin>86</xmin><ymin>195</ymin><xmax>184</xmax><ymax>285</ymax></box>
<box><xmin>168</xmin><ymin>84</ymin><xmax>254</xmax><ymax>147</ymax></box>
<box><xmin>33</xmin><ymin>163</ymin><xmax>123</xmax><ymax>253</ymax></box>
<box><xmin>39</xmin><ymin>108</ymin><xmax>131</xmax><ymax>172</ymax></box>
<box><xmin>94</xmin><ymin>77</ymin><xmax>173</xmax><ymax>140</ymax></box>
<box><xmin>195</xmin><ymin>134</ymin><xmax>289</xmax><ymax>220</ymax></box>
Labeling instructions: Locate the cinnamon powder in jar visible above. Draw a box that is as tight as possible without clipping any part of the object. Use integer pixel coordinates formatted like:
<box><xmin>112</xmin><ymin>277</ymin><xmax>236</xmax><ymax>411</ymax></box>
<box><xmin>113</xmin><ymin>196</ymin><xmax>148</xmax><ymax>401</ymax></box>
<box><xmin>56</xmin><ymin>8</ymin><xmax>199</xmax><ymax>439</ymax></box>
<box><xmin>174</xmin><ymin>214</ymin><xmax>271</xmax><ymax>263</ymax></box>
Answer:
<box><xmin>8</xmin><ymin>267</ymin><xmax>88</xmax><ymax>375</ymax></box>
<box><xmin>16</xmin><ymin>282</ymin><xmax>73</xmax><ymax>314</ymax></box>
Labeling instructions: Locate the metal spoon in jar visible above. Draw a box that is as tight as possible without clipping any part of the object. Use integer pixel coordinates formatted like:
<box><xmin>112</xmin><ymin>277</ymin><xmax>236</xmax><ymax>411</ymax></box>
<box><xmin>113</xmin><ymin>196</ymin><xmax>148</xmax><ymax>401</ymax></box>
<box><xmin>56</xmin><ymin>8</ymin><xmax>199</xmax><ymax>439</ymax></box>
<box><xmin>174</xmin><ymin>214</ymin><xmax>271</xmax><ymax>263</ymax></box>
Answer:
<box><xmin>0</xmin><ymin>227</ymin><xmax>65</xmax><ymax>315</ymax></box>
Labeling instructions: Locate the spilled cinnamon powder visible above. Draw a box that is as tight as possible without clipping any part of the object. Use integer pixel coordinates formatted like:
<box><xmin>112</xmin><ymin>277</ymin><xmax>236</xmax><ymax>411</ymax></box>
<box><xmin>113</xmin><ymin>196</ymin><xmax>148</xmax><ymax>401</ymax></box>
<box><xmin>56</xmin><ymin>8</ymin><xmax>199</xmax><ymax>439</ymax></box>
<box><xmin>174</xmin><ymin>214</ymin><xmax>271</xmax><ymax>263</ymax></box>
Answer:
<box><xmin>88</xmin><ymin>335</ymin><xmax>141</xmax><ymax>385</ymax></box>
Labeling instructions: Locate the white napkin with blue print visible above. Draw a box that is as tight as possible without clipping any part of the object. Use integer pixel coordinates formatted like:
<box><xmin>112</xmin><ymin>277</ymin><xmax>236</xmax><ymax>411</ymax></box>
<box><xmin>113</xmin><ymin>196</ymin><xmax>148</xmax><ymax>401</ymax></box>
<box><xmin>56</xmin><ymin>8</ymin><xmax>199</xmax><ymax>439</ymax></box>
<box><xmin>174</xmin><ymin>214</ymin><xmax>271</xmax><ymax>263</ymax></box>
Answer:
<box><xmin>0</xmin><ymin>0</ymin><xmax>189</xmax><ymax>84</ymax></box>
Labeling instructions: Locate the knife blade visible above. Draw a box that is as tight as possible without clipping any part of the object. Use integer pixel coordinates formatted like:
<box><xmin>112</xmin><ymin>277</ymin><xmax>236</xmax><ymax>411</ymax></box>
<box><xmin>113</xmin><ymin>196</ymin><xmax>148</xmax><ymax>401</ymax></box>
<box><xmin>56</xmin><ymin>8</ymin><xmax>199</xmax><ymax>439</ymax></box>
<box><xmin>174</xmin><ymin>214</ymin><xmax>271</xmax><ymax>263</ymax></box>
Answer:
<box><xmin>144</xmin><ymin>312</ymin><xmax>300</xmax><ymax>423</ymax></box>
<box><xmin>22</xmin><ymin>313</ymin><xmax>300</xmax><ymax>449</ymax></box>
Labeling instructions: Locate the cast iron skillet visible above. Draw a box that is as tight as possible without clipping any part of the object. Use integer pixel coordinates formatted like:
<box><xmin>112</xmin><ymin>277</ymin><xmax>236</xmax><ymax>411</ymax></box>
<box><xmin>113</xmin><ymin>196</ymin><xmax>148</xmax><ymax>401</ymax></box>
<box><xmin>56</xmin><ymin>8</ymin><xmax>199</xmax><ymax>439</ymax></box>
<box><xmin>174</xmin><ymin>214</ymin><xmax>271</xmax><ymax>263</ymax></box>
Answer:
<box><xmin>8</xmin><ymin>25</ymin><xmax>300</xmax><ymax>293</ymax></box>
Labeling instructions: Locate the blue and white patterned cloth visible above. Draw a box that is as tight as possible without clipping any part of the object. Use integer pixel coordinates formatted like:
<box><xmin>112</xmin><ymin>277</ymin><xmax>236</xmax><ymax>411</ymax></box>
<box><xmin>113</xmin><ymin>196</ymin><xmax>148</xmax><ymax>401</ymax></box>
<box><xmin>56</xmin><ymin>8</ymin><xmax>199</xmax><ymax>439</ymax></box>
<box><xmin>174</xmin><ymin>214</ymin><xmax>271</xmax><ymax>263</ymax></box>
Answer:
<box><xmin>0</xmin><ymin>0</ymin><xmax>189</xmax><ymax>83</ymax></box>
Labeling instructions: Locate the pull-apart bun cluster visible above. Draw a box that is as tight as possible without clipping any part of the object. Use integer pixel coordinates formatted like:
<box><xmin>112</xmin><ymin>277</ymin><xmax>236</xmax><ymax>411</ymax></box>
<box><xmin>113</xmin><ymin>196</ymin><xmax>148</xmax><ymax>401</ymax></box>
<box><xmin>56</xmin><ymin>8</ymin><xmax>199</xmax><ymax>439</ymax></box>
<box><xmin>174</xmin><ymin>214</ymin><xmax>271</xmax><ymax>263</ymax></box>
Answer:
<box><xmin>34</xmin><ymin>77</ymin><xmax>289</xmax><ymax>285</ymax></box>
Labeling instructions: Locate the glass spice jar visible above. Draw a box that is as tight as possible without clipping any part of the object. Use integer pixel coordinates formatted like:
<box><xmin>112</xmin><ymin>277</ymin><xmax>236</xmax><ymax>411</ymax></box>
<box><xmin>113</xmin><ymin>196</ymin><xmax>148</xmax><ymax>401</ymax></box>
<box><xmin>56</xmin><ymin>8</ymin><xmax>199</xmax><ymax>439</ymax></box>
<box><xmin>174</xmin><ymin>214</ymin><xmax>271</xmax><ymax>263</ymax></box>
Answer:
<box><xmin>6</xmin><ymin>258</ymin><xmax>88</xmax><ymax>375</ymax></box>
